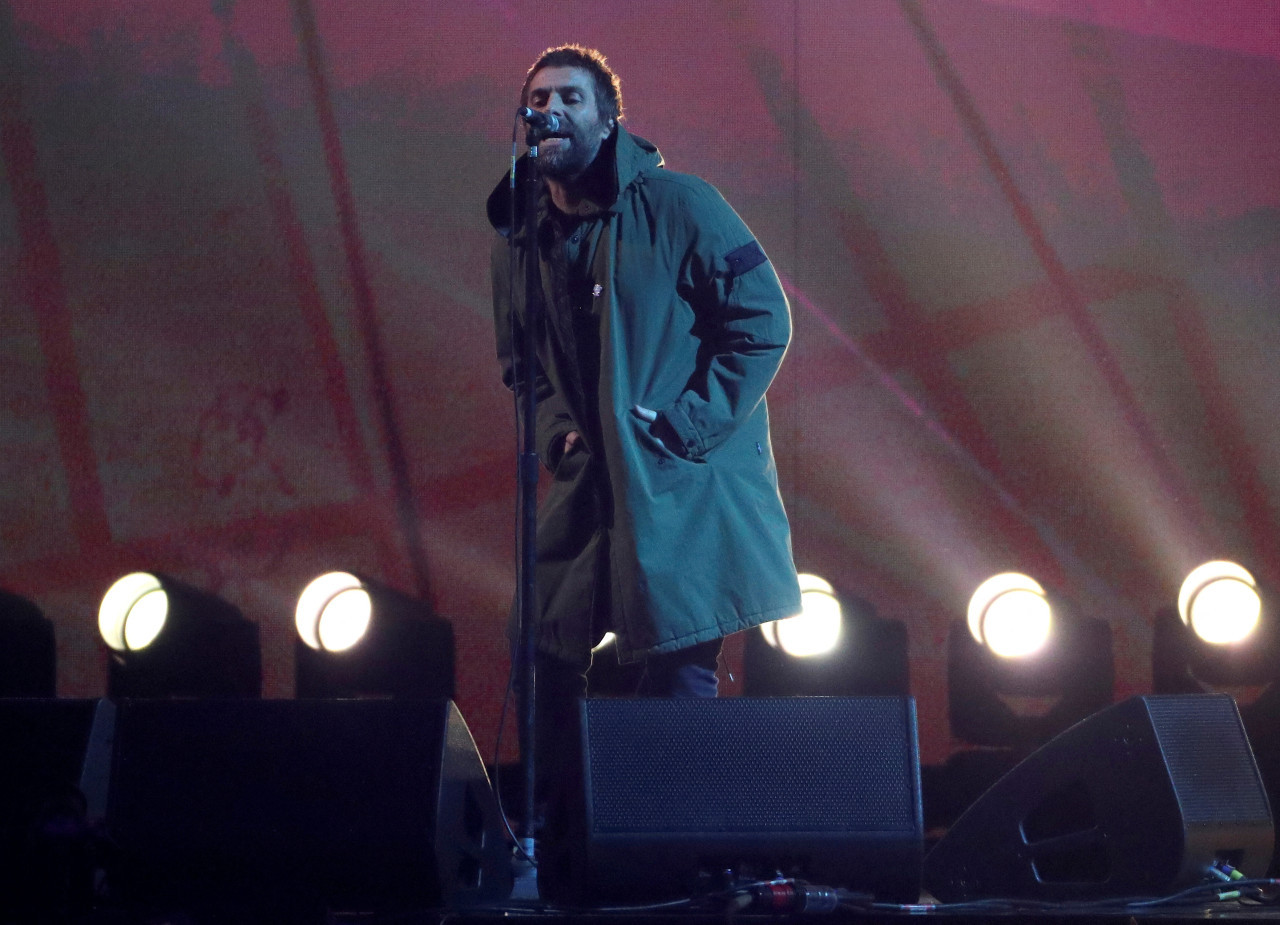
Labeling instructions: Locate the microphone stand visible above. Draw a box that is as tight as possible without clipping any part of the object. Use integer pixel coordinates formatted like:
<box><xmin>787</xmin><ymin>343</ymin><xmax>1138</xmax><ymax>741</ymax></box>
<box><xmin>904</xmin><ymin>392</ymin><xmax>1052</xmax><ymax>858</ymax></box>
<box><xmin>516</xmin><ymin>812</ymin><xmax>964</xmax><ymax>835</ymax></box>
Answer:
<box><xmin>512</xmin><ymin>131</ymin><xmax>544</xmax><ymax>893</ymax></box>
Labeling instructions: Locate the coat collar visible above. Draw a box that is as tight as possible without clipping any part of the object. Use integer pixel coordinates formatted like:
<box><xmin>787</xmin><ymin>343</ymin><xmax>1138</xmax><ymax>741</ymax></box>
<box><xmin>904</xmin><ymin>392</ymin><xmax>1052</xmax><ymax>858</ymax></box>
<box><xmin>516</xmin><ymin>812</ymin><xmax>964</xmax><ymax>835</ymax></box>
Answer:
<box><xmin>486</xmin><ymin>124</ymin><xmax>664</xmax><ymax>239</ymax></box>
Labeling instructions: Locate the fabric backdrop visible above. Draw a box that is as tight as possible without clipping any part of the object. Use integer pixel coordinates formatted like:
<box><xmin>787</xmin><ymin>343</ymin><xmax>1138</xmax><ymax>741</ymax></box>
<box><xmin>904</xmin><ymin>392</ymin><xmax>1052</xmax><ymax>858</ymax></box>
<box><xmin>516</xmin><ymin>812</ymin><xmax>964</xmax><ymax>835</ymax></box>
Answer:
<box><xmin>2</xmin><ymin>0</ymin><xmax>1278</xmax><ymax>763</ymax></box>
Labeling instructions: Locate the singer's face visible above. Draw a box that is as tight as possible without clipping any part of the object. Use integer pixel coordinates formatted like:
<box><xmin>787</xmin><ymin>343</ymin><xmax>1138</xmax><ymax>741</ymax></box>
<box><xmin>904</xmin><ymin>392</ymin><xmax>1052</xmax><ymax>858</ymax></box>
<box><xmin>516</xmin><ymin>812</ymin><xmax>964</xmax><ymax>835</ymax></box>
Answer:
<box><xmin>525</xmin><ymin>66</ymin><xmax>612</xmax><ymax>178</ymax></box>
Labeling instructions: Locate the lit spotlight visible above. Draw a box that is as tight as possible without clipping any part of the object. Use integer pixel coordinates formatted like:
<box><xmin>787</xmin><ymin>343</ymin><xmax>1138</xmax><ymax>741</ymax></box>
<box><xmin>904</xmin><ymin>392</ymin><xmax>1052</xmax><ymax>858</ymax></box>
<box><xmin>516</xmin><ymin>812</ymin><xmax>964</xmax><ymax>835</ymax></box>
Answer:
<box><xmin>927</xmin><ymin>581</ymin><xmax>1114</xmax><ymax>830</ymax></box>
<box><xmin>100</xmin><ymin>572</ymin><xmax>168</xmax><ymax>652</ymax></box>
<box><xmin>294</xmin><ymin>573</ymin><xmax>454</xmax><ymax>700</ymax></box>
<box><xmin>0</xmin><ymin>590</ymin><xmax>56</xmax><ymax>697</ymax></box>
<box><xmin>746</xmin><ymin>577</ymin><xmax>908</xmax><ymax>697</ymax></box>
<box><xmin>296</xmin><ymin>571</ymin><xmax>372</xmax><ymax>653</ymax></box>
<box><xmin>950</xmin><ymin>577</ymin><xmax>1111</xmax><ymax>748</ymax></box>
<box><xmin>1177</xmin><ymin>560</ymin><xmax>1262</xmax><ymax>645</ymax></box>
<box><xmin>99</xmin><ymin>573</ymin><xmax>260</xmax><ymax>698</ymax></box>
<box><xmin>1154</xmin><ymin>561</ymin><xmax>1276</xmax><ymax>695</ymax></box>
<box><xmin>761</xmin><ymin>574</ymin><xmax>843</xmax><ymax>658</ymax></box>
<box><xmin>967</xmin><ymin>573</ymin><xmax>1052</xmax><ymax>658</ymax></box>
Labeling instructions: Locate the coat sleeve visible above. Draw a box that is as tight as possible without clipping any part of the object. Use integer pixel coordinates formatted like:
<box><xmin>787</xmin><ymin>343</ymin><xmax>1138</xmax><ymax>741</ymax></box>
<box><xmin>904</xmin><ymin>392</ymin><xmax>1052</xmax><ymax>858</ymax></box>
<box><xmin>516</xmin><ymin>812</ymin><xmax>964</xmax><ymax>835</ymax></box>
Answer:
<box><xmin>491</xmin><ymin>234</ymin><xmax>577</xmax><ymax>469</ymax></box>
<box><xmin>661</xmin><ymin>183</ymin><xmax>791</xmax><ymax>459</ymax></box>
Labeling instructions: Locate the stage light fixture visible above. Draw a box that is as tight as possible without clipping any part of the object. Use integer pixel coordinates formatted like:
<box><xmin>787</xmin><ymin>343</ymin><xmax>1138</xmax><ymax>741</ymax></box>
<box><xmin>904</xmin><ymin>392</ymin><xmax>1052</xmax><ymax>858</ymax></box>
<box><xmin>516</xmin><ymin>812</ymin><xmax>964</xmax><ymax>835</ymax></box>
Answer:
<box><xmin>760</xmin><ymin>573</ymin><xmax>843</xmax><ymax>658</ymax></box>
<box><xmin>294</xmin><ymin>572</ymin><xmax>454</xmax><ymax>700</ymax></box>
<box><xmin>1154</xmin><ymin>562</ymin><xmax>1277</xmax><ymax>696</ymax></box>
<box><xmin>745</xmin><ymin>577</ymin><xmax>908</xmax><ymax>697</ymax></box>
<box><xmin>99</xmin><ymin>573</ymin><xmax>261</xmax><ymax>698</ymax></box>
<box><xmin>966</xmin><ymin>572</ymin><xmax>1051</xmax><ymax>658</ymax></box>
<box><xmin>0</xmin><ymin>591</ymin><xmax>56</xmax><ymax>697</ymax></box>
<box><xmin>295</xmin><ymin>571</ymin><xmax>374</xmax><ymax>652</ymax></box>
<box><xmin>949</xmin><ymin>578</ymin><xmax>1112</xmax><ymax>749</ymax></box>
<box><xmin>99</xmin><ymin>572</ymin><xmax>167</xmax><ymax>652</ymax></box>
<box><xmin>925</xmin><ymin>579</ymin><xmax>1113</xmax><ymax>831</ymax></box>
<box><xmin>1177</xmin><ymin>560</ymin><xmax>1261</xmax><ymax>645</ymax></box>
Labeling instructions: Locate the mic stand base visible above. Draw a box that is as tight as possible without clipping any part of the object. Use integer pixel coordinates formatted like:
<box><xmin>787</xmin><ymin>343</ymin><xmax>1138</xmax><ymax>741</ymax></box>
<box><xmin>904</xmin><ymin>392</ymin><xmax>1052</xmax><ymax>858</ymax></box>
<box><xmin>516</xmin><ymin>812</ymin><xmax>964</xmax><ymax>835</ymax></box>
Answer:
<box><xmin>507</xmin><ymin>837</ymin><xmax>540</xmax><ymax>902</ymax></box>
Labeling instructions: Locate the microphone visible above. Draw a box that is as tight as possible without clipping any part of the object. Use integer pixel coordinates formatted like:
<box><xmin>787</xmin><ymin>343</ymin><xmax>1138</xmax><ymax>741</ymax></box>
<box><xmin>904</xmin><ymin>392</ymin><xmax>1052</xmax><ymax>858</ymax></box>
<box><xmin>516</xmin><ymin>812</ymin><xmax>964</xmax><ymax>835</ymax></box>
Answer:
<box><xmin>518</xmin><ymin>107</ymin><xmax>561</xmax><ymax>141</ymax></box>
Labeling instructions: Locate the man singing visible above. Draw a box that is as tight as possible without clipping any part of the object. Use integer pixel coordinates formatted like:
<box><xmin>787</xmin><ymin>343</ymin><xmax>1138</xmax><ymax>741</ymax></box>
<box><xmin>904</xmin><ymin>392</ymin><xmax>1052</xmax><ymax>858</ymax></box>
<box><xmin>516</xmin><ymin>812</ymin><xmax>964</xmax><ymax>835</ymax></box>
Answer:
<box><xmin>487</xmin><ymin>42</ymin><xmax>801</xmax><ymax>851</ymax></box>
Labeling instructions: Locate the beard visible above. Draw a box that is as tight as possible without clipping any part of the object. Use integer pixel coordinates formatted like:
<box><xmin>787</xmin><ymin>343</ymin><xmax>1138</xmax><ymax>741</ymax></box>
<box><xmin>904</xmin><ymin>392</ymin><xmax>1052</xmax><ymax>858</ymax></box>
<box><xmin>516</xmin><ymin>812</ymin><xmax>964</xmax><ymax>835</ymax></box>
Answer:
<box><xmin>537</xmin><ymin>116</ymin><xmax>609</xmax><ymax>179</ymax></box>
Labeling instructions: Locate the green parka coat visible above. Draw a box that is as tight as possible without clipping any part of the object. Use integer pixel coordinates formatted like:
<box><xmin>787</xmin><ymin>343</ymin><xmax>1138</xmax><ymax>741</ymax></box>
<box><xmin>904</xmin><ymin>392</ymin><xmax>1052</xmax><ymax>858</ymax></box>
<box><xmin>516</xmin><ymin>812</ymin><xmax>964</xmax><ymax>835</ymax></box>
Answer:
<box><xmin>489</xmin><ymin>126</ymin><xmax>801</xmax><ymax>665</ymax></box>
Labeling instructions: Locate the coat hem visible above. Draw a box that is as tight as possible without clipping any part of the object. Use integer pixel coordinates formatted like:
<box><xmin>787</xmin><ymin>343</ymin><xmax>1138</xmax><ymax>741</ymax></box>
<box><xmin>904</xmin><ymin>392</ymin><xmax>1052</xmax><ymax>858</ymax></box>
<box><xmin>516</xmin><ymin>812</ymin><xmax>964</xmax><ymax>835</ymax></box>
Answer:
<box><xmin>615</xmin><ymin>596</ymin><xmax>803</xmax><ymax>665</ymax></box>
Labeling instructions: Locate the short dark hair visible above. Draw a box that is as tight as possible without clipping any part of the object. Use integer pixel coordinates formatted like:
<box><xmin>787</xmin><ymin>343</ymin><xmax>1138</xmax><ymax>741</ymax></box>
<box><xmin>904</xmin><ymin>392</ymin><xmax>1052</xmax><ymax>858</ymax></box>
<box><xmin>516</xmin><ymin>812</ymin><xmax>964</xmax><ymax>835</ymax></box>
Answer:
<box><xmin>520</xmin><ymin>44</ymin><xmax>624</xmax><ymax>123</ymax></box>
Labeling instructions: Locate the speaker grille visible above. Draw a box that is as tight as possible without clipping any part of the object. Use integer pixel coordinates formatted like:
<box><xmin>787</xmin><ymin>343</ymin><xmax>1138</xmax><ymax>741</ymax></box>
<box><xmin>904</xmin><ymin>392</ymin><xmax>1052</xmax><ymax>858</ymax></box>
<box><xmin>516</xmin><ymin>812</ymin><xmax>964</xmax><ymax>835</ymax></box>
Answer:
<box><xmin>585</xmin><ymin>697</ymin><xmax>918</xmax><ymax>834</ymax></box>
<box><xmin>1146</xmin><ymin>695</ymin><xmax>1271</xmax><ymax>825</ymax></box>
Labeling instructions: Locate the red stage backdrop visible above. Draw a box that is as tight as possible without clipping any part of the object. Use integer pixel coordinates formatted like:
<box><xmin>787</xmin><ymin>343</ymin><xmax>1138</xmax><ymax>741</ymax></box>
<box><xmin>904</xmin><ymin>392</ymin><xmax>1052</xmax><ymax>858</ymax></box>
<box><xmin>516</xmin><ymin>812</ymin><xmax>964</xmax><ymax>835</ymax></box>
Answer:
<box><xmin>2</xmin><ymin>0</ymin><xmax>1278</xmax><ymax>764</ymax></box>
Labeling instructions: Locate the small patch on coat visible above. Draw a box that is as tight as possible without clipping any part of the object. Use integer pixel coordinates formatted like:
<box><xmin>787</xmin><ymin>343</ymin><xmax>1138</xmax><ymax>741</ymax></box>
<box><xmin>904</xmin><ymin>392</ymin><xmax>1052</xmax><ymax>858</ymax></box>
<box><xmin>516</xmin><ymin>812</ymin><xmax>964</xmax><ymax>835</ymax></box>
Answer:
<box><xmin>724</xmin><ymin>240</ymin><xmax>767</xmax><ymax>279</ymax></box>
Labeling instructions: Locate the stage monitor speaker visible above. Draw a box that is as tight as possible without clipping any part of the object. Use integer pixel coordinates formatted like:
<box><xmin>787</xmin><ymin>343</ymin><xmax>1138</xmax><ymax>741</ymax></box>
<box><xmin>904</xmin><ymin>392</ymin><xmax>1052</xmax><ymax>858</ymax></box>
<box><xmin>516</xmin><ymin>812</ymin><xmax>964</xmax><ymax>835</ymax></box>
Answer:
<box><xmin>576</xmin><ymin>696</ymin><xmax>923</xmax><ymax>903</ymax></box>
<box><xmin>0</xmin><ymin>699</ymin><xmax>115</xmax><ymax>917</ymax></box>
<box><xmin>923</xmin><ymin>694</ymin><xmax>1274</xmax><ymax>902</ymax></box>
<box><xmin>106</xmin><ymin>699</ymin><xmax>512</xmax><ymax>919</ymax></box>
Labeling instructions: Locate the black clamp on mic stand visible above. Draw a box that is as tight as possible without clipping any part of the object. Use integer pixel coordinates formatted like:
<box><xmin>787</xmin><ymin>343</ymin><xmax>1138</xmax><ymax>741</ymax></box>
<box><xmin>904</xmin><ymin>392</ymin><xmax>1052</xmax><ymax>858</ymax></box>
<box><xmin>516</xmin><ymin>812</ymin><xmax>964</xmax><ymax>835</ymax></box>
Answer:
<box><xmin>507</xmin><ymin>107</ymin><xmax>558</xmax><ymax>896</ymax></box>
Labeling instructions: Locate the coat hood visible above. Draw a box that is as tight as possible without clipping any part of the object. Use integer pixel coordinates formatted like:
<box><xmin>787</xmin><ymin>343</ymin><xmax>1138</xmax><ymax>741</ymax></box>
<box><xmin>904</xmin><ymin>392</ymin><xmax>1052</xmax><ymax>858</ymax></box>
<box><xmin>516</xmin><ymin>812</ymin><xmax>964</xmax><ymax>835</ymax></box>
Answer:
<box><xmin>486</xmin><ymin>124</ymin><xmax>664</xmax><ymax>237</ymax></box>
